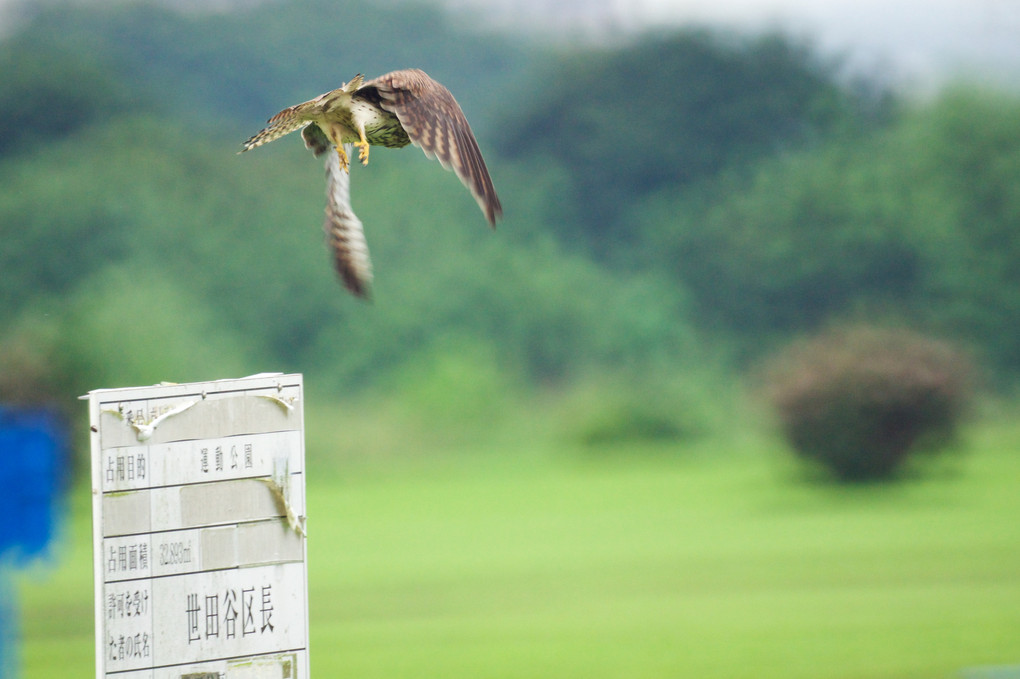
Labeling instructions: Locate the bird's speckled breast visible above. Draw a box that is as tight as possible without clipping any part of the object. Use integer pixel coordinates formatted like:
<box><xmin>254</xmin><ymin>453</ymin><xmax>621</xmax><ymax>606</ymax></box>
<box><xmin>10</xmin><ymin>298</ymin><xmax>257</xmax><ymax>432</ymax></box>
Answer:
<box><xmin>351</xmin><ymin>100</ymin><xmax>410</xmax><ymax>149</ymax></box>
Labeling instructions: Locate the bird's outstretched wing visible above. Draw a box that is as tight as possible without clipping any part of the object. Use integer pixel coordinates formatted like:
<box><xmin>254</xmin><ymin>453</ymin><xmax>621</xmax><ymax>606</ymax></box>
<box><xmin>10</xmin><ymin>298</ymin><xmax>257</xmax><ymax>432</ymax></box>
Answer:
<box><xmin>241</xmin><ymin>100</ymin><xmax>319</xmax><ymax>152</ymax></box>
<box><xmin>360</xmin><ymin>69</ymin><xmax>503</xmax><ymax>226</ymax></box>
<box><xmin>242</xmin><ymin>77</ymin><xmax>364</xmax><ymax>153</ymax></box>
<box><xmin>303</xmin><ymin>125</ymin><xmax>373</xmax><ymax>298</ymax></box>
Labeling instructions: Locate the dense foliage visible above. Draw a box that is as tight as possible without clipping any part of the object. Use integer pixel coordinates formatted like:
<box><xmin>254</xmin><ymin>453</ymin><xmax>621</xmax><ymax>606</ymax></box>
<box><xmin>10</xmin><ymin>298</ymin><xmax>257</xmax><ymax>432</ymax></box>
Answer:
<box><xmin>763</xmin><ymin>325</ymin><xmax>972</xmax><ymax>482</ymax></box>
<box><xmin>1</xmin><ymin>0</ymin><xmax>1018</xmax><ymax>448</ymax></box>
<box><xmin>642</xmin><ymin>88</ymin><xmax>1020</xmax><ymax>370</ymax></box>
<box><xmin>495</xmin><ymin>30</ymin><xmax>882</xmax><ymax>255</ymax></box>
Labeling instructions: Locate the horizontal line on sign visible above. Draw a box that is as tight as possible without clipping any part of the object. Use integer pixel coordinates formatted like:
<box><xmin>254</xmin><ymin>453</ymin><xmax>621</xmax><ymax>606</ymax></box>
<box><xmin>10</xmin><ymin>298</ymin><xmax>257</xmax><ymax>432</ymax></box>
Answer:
<box><xmin>104</xmin><ymin>647</ymin><xmax>308</xmax><ymax>675</ymax></box>
<box><xmin>101</xmin><ymin>429</ymin><xmax>302</xmax><ymax>445</ymax></box>
<box><xmin>97</xmin><ymin>383</ymin><xmax>302</xmax><ymax>408</ymax></box>
<box><xmin>101</xmin><ymin>471</ymin><xmax>303</xmax><ymax>496</ymax></box>
<box><xmin>101</xmin><ymin>515</ymin><xmax>301</xmax><ymax>541</ymax></box>
<box><xmin>103</xmin><ymin>559</ymin><xmax>304</xmax><ymax>585</ymax></box>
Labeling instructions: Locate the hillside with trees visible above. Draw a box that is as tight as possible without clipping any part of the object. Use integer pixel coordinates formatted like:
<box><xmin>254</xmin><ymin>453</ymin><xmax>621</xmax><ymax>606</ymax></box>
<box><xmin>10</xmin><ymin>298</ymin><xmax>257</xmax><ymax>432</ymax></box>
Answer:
<box><xmin>1</xmin><ymin>0</ymin><xmax>1018</xmax><ymax>451</ymax></box>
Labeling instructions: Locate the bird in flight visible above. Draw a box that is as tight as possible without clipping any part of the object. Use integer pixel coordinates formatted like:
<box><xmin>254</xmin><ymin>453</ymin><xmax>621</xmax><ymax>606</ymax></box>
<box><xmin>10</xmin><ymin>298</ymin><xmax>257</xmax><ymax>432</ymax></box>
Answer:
<box><xmin>241</xmin><ymin>69</ymin><xmax>503</xmax><ymax>299</ymax></box>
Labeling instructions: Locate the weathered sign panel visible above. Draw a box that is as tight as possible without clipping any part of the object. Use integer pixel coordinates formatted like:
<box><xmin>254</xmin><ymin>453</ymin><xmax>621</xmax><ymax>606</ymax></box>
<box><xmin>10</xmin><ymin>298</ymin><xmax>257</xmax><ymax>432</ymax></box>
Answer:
<box><xmin>88</xmin><ymin>374</ymin><xmax>309</xmax><ymax>679</ymax></box>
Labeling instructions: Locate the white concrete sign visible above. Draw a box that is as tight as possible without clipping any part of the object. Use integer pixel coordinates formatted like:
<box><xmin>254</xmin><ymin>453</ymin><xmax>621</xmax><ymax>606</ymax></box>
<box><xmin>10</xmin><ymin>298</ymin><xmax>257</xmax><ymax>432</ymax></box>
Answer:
<box><xmin>88</xmin><ymin>374</ymin><xmax>309</xmax><ymax>679</ymax></box>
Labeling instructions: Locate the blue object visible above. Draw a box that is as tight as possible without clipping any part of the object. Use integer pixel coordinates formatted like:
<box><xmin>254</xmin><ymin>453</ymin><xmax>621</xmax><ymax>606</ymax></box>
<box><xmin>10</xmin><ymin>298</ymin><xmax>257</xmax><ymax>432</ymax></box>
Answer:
<box><xmin>0</xmin><ymin>407</ymin><xmax>65</xmax><ymax>561</ymax></box>
<box><xmin>0</xmin><ymin>405</ymin><xmax>66</xmax><ymax>679</ymax></box>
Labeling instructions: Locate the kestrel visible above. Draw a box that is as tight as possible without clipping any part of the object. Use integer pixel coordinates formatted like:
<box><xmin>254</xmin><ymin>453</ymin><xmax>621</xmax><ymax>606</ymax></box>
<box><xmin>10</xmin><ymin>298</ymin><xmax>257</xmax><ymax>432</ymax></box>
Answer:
<box><xmin>241</xmin><ymin>68</ymin><xmax>503</xmax><ymax>298</ymax></box>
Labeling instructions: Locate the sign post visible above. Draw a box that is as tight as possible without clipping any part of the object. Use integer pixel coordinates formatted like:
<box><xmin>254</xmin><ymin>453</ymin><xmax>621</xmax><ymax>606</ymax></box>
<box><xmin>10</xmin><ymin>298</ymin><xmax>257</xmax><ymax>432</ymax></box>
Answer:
<box><xmin>88</xmin><ymin>374</ymin><xmax>309</xmax><ymax>679</ymax></box>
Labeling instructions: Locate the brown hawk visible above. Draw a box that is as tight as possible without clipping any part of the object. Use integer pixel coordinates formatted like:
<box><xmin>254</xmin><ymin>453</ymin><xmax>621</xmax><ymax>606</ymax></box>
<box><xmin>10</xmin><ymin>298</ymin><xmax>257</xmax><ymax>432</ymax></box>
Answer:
<box><xmin>241</xmin><ymin>69</ymin><xmax>503</xmax><ymax>298</ymax></box>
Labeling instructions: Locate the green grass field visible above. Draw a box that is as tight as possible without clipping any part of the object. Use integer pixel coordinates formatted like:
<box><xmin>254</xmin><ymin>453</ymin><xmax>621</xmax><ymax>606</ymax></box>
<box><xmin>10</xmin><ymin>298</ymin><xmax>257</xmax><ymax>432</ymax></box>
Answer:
<box><xmin>15</xmin><ymin>416</ymin><xmax>1020</xmax><ymax>678</ymax></box>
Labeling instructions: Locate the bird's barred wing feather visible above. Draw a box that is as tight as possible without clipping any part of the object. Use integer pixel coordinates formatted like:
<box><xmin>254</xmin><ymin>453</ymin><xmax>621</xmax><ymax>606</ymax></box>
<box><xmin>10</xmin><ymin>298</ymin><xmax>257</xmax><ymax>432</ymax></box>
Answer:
<box><xmin>241</xmin><ymin>100</ymin><xmax>318</xmax><ymax>152</ymax></box>
<box><xmin>303</xmin><ymin>126</ymin><xmax>373</xmax><ymax>297</ymax></box>
<box><xmin>363</xmin><ymin>69</ymin><xmax>502</xmax><ymax>226</ymax></box>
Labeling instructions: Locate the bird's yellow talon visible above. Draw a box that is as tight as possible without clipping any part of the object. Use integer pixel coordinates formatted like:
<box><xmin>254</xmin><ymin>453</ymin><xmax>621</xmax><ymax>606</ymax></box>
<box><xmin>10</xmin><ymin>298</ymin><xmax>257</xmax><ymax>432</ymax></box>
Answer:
<box><xmin>336</xmin><ymin>146</ymin><xmax>350</xmax><ymax>173</ymax></box>
<box><xmin>355</xmin><ymin>124</ymin><xmax>370</xmax><ymax>165</ymax></box>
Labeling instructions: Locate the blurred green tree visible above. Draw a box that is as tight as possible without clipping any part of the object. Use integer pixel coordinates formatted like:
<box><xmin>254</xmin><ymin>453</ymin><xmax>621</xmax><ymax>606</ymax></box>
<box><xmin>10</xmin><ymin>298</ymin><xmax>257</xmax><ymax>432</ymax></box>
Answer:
<box><xmin>494</xmin><ymin>30</ymin><xmax>884</xmax><ymax>256</ymax></box>
<box><xmin>901</xmin><ymin>90</ymin><xmax>1020</xmax><ymax>374</ymax></box>
<box><xmin>0</xmin><ymin>39</ymin><xmax>136</xmax><ymax>157</ymax></box>
<box><xmin>641</xmin><ymin>88</ymin><xmax>1020</xmax><ymax>375</ymax></box>
<box><xmin>641</xmin><ymin>141</ymin><xmax>919</xmax><ymax>351</ymax></box>
<box><xmin>7</xmin><ymin>0</ymin><xmax>532</xmax><ymax>129</ymax></box>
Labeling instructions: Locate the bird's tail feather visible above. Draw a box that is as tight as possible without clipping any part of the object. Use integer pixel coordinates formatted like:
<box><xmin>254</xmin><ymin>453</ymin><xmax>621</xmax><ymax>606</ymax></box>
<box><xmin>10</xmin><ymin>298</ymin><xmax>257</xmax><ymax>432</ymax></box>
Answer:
<box><xmin>324</xmin><ymin>143</ymin><xmax>373</xmax><ymax>298</ymax></box>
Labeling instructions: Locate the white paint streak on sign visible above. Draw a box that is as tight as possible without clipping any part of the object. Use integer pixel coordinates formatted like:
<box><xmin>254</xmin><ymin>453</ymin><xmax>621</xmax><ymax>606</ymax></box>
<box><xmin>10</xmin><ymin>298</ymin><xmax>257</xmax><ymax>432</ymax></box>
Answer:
<box><xmin>88</xmin><ymin>374</ymin><xmax>309</xmax><ymax>679</ymax></box>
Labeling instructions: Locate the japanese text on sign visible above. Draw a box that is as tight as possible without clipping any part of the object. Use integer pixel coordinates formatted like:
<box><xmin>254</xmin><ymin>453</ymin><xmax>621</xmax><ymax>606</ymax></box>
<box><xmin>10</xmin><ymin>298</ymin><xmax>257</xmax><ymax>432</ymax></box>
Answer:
<box><xmin>88</xmin><ymin>375</ymin><xmax>309</xmax><ymax>679</ymax></box>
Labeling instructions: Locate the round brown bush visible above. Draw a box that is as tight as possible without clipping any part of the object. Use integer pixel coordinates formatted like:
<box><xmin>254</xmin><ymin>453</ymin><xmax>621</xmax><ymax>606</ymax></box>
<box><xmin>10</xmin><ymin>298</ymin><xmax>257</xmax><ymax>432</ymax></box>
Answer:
<box><xmin>763</xmin><ymin>325</ymin><xmax>973</xmax><ymax>482</ymax></box>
